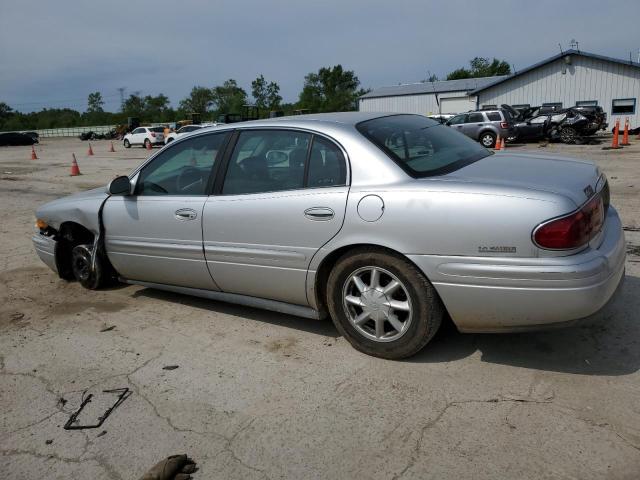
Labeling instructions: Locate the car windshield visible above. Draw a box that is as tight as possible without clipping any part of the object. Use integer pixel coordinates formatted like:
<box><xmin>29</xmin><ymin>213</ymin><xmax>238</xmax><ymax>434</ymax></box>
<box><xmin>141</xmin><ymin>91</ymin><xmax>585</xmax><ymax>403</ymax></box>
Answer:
<box><xmin>356</xmin><ymin>115</ymin><xmax>492</xmax><ymax>177</ymax></box>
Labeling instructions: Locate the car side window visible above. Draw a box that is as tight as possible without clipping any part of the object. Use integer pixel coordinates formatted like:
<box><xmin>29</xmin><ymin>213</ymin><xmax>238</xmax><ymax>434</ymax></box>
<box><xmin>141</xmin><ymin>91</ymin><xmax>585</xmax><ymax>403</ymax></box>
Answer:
<box><xmin>222</xmin><ymin>130</ymin><xmax>311</xmax><ymax>195</ymax></box>
<box><xmin>467</xmin><ymin>113</ymin><xmax>484</xmax><ymax>123</ymax></box>
<box><xmin>448</xmin><ymin>114</ymin><xmax>466</xmax><ymax>125</ymax></box>
<box><xmin>132</xmin><ymin>128</ymin><xmax>143</xmax><ymax>134</ymax></box>
<box><xmin>486</xmin><ymin>112</ymin><xmax>501</xmax><ymax>121</ymax></box>
<box><xmin>136</xmin><ymin>132</ymin><xmax>227</xmax><ymax>196</ymax></box>
<box><xmin>307</xmin><ymin>136</ymin><xmax>347</xmax><ymax>188</ymax></box>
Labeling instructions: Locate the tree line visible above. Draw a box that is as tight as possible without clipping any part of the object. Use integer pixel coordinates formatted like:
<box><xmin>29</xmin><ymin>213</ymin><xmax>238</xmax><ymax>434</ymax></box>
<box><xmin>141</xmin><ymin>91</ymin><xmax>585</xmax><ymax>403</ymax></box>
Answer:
<box><xmin>0</xmin><ymin>57</ymin><xmax>509</xmax><ymax>131</ymax></box>
<box><xmin>0</xmin><ymin>65</ymin><xmax>369</xmax><ymax>131</ymax></box>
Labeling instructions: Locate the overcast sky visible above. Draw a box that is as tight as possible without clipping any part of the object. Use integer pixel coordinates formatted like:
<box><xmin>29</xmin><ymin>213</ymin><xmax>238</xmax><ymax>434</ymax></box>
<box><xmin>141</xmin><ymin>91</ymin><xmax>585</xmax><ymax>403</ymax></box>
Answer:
<box><xmin>1</xmin><ymin>0</ymin><xmax>638</xmax><ymax>112</ymax></box>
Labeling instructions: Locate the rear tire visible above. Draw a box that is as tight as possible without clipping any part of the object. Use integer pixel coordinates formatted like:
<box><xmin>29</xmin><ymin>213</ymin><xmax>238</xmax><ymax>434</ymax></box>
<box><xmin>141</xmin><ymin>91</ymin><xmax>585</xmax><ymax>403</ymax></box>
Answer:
<box><xmin>123</xmin><ymin>139</ymin><xmax>130</xmax><ymax>148</ymax></box>
<box><xmin>480</xmin><ymin>132</ymin><xmax>496</xmax><ymax>148</ymax></box>
<box><xmin>71</xmin><ymin>245</ymin><xmax>108</xmax><ymax>290</ymax></box>
<box><xmin>327</xmin><ymin>248</ymin><xmax>443</xmax><ymax>359</ymax></box>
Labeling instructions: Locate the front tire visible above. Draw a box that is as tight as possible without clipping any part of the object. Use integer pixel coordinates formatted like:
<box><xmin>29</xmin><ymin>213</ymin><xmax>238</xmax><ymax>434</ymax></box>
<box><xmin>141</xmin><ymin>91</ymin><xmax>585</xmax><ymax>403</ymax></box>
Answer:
<box><xmin>71</xmin><ymin>245</ymin><xmax>108</xmax><ymax>290</ymax></box>
<box><xmin>327</xmin><ymin>248</ymin><xmax>443</xmax><ymax>359</ymax></box>
<box><xmin>480</xmin><ymin>132</ymin><xmax>496</xmax><ymax>148</ymax></box>
<box><xmin>123</xmin><ymin>139</ymin><xmax>131</xmax><ymax>148</ymax></box>
<box><xmin>560</xmin><ymin>127</ymin><xmax>577</xmax><ymax>144</ymax></box>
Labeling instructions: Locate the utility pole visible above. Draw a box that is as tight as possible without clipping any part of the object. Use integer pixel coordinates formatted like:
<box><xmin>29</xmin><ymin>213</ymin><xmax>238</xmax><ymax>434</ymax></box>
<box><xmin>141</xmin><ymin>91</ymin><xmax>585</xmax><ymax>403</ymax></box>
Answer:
<box><xmin>117</xmin><ymin>87</ymin><xmax>126</xmax><ymax>111</ymax></box>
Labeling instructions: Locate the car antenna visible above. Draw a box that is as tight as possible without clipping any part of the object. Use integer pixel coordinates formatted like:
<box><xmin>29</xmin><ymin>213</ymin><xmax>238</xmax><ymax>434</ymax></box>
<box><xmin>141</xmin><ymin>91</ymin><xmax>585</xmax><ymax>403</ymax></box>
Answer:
<box><xmin>558</xmin><ymin>43</ymin><xmax>564</xmax><ymax>55</ymax></box>
<box><xmin>427</xmin><ymin>70</ymin><xmax>440</xmax><ymax>111</ymax></box>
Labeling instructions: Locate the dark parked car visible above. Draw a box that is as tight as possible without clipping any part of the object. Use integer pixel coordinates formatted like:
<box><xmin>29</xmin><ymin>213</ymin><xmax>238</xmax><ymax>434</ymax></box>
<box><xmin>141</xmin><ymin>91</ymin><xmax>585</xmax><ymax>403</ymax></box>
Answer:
<box><xmin>506</xmin><ymin>104</ymin><xmax>607</xmax><ymax>143</ymax></box>
<box><xmin>0</xmin><ymin>132</ymin><xmax>38</xmax><ymax>146</ymax></box>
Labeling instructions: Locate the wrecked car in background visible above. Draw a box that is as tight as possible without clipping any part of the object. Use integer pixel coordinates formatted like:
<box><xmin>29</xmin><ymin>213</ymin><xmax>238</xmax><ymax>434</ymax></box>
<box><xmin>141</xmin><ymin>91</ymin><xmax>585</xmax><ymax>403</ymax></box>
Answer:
<box><xmin>506</xmin><ymin>104</ymin><xmax>608</xmax><ymax>143</ymax></box>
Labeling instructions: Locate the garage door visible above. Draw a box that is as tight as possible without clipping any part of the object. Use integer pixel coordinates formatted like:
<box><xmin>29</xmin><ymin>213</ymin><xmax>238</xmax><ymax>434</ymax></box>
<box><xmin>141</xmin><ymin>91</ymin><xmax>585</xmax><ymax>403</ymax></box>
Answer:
<box><xmin>440</xmin><ymin>96</ymin><xmax>476</xmax><ymax>114</ymax></box>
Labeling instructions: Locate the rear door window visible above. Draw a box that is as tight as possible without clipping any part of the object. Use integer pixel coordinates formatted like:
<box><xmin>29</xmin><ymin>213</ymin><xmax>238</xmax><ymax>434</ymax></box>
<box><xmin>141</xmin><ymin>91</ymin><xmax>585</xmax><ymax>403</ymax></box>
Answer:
<box><xmin>307</xmin><ymin>137</ymin><xmax>346</xmax><ymax>188</ymax></box>
<box><xmin>222</xmin><ymin>130</ymin><xmax>311</xmax><ymax>195</ymax></box>
<box><xmin>486</xmin><ymin>112</ymin><xmax>501</xmax><ymax>121</ymax></box>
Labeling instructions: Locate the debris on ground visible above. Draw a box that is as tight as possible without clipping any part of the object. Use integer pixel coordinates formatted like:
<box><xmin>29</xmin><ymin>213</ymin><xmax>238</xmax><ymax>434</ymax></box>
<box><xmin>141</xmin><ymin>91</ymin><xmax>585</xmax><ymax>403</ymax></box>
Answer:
<box><xmin>64</xmin><ymin>388</ymin><xmax>131</xmax><ymax>430</ymax></box>
<box><xmin>100</xmin><ymin>325</ymin><xmax>116</xmax><ymax>332</ymax></box>
<box><xmin>138</xmin><ymin>454</ymin><xmax>197</xmax><ymax>480</ymax></box>
<box><xmin>162</xmin><ymin>365</ymin><xmax>179</xmax><ymax>371</ymax></box>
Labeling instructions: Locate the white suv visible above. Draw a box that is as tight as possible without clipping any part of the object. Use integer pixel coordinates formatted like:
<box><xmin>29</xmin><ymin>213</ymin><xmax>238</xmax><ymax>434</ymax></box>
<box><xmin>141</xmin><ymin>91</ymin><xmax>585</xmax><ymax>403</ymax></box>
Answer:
<box><xmin>123</xmin><ymin>127</ymin><xmax>165</xmax><ymax>149</ymax></box>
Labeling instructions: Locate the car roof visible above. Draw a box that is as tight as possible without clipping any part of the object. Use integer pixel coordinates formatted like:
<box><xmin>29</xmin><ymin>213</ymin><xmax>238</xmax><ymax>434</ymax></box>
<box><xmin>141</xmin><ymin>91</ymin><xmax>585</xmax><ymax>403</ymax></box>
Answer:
<box><xmin>197</xmin><ymin>112</ymin><xmax>401</xmax><ymax>135</ymax></box>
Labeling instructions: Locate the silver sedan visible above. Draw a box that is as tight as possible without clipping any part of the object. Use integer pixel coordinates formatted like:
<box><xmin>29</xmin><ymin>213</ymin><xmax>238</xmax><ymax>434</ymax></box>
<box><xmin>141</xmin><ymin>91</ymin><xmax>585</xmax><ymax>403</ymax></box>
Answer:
<box><xmin>33</xmin><ymin>113</ymin><xmax>625</xmax><ymax>359</ymax></box>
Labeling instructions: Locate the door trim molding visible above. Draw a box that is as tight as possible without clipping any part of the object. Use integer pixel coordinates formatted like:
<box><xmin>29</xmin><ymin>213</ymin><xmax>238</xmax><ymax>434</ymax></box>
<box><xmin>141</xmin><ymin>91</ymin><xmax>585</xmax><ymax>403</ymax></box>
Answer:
<box><xmin>121</xmin><ymin>278</ymin><xmax>323</xmax><ymax>320</ymax></box>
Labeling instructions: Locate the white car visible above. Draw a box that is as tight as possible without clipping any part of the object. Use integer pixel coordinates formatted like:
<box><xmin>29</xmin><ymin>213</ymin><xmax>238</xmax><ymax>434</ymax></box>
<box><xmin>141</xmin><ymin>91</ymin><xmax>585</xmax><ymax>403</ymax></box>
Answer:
<box><xmin>164</xmin><ymin>124</ymin><xmax>204</xmax><ymax>144</ymax></box>
<box><xmin>123</xmin><ymin>127</ymin><xmax>165</xmax><ymax>149</ymax></box>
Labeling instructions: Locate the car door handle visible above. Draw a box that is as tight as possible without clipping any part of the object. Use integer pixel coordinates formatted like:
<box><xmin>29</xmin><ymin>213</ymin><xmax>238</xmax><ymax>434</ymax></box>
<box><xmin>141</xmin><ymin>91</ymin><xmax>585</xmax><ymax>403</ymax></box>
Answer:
<box><xmin>175</xmin><ymin>208</ymin><xmax>197</xmax><ymax>221</ymax></box>
<box><xmin>304</xmin><ymin>207</ymin><xmax>335</xmax><ymax>221</ymax></box>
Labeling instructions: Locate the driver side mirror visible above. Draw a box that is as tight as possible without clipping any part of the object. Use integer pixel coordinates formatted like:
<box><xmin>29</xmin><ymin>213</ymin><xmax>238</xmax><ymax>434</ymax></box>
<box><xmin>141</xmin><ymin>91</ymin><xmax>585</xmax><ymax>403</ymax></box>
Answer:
<box><xmin>108</xmin><ymin>175</ymin><xmax>132</xmax><ymax>195</ymax></box>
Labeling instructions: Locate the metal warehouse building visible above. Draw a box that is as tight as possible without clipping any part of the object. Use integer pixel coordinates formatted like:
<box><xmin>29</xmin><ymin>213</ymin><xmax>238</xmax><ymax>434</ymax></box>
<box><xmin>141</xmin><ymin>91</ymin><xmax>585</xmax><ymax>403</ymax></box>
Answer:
<box><xmin>359</xmin><ymin>76</ymin><xmax>505</xmax><ymax>116</ymax></box>
<box><xmin>360</xmin><ymin>49</ymin><xmax>640</xmax><ymax>126</ymax></box>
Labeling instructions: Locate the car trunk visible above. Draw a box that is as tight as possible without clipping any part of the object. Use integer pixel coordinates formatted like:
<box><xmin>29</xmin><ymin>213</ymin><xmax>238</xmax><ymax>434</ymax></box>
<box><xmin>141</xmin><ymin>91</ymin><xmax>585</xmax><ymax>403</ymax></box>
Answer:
<box><xmin>442</xmin><ymin>153</ymin><xmax>601</xmax><ymax>207</ymax></box>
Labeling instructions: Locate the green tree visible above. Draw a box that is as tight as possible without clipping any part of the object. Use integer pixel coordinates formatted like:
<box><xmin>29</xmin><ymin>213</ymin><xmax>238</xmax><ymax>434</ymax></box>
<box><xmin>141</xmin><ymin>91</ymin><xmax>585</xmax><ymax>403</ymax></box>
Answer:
<box><xmin>122</xmin><ymin>93</ymin><xmax>146</xmax><ymax>117</ymax></box>
<box><xmin>298</xmin><ymin>65</ymin><xmax>368</xmax><ymax>112</ymax></box>
<box><xmin>446</xmin><ymin>57</ymin><xmax>511</xmax><ymax>80</ymax></box>
<box><xmin>251</xmin><ymin>75</ymin><xmax>282</xmax><ymax>112</ymax></box>
<box><xmin>143</xmin><ymin>94</ymin><xmax>172</xmax><ymax>121</ymax></box>
<box><xmin>87</xmin><ymin>92</ymin><xmax>104</xmax><ymax>113</ymax></box>
<box><xmin>178</xmin><ymin>86</ymin><xmax>215</xmax><ymax>116</ymax></box>
<box><xmin>212</xmin><ymin>79</ymin><xmax>247</xmax><ymax>114</ymax></box>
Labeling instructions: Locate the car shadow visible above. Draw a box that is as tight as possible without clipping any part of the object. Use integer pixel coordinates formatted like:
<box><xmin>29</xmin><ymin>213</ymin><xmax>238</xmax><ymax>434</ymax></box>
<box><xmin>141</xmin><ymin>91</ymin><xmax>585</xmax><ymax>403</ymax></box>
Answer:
<box><xmin>409</xmin><ymin>273</ymin><xmax>640</xmax><ymax>376</ymax></box>
<box><xmin>131</xmin><ymin>288</ymin><xmax>339</xmax><ymax>338</ymax></box>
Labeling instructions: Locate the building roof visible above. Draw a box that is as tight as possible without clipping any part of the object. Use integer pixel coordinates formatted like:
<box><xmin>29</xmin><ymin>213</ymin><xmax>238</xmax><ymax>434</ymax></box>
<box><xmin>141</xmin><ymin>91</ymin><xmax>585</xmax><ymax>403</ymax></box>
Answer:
<box><xmin>469</xmin><ymin>49</ymin><xmax>640</xmax><ymax>94</ymax></box>
<box><xmin>360</xmin><ymin>76</ymin><xmax>507</xmax><ymax>100</ymax></box>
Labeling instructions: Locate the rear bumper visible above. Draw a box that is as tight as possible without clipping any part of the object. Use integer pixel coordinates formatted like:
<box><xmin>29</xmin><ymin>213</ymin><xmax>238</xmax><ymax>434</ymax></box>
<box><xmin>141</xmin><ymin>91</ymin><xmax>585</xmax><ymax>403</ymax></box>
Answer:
<box><xmin>32</xmin><ymin>233</ymin><xmax>58</xmax><ymax>274</ymax></box>
<box><xmin>409</xmin><ymin>207</ymin><xmax>626</xmax><ymax>332</ymax></box>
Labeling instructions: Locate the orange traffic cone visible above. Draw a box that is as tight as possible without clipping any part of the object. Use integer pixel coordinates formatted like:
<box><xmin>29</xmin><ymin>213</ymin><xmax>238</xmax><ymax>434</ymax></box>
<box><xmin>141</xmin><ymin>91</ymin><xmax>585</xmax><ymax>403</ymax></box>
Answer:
<box><xmin>109</xmin><ymin>141</ymin><xmax>115</xmax><ymax>152</ymax></box>
<box><xmin>70</xmin><ymin>153</ymin><xmax>81</xmax><ymax>176</ymax></box>
<box><xmin>87</xmin><ymin>143</ymin><xmax>94</xmax><ymax>156</ymax></box>
<box><xmin>494</xmin><ymin>135</ymin><xmax>502</xmax><ymax>151</ymax></box>
<box><xmin>603</xmin><ymin>120</ymin><xmax>622</xmax><ymax>150</ymax></box>
<box><xmin>501</xmin><ymin>137</ymin><xmax>506</xmax><ymax>150</ymax></box>
<box><xmin>620</xmin><ymin>117</ymin><xmax>631</xmax><ymax>146</ymax></box>
<box><xmin>145</xmin><ymin>140</ymin><xmax>152</xmax><ymax>151</ymax></box>
<box><xmin>31</xmin><ymin>145</ymin><xmax>38</xmax><ymax>160</ymax></box>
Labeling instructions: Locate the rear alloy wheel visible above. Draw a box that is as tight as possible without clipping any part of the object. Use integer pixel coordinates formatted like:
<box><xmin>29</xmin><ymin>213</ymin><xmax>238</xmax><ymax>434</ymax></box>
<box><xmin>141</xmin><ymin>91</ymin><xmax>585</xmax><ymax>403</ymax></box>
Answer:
<box><xmin>327</xmin><ymin>249</ymin><xmax>443</xmax><ymax>359</ymax></box>
<box><xmin>144</xmin><ymin>138</ymin><xmax>151</xmax><ymax>149</ymax></box>
<box><xmin>123</xmin><ymin>139</ymin><xmax>130</xmax><ymax>148</ymax></box>
<box><xmin>560</xmin><ymin>127</ymin><xmax>577</xmax><ymax>144</ymax></box>
<box><xmin>480</xmin><ymin>132</ymin><xmax>496</xmax><ymax>148</ymax></box>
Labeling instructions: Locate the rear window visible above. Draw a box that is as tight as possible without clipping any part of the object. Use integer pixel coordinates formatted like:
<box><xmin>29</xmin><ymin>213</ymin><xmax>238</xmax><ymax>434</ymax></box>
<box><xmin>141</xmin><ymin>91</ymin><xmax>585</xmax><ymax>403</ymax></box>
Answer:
<box><xmin>486</xmin><ymin>112</ymin><xmax>501</xmax><ymax>121</ymax></box>
<box><xmin>150</xmin><ymin>127</ymin><xmax>165</xmax><ymax>133</ymax></box>
<box><xmin>356</xmin><ymin>115</ymin><xmax>491</xmax><ymax>178</ymax></box>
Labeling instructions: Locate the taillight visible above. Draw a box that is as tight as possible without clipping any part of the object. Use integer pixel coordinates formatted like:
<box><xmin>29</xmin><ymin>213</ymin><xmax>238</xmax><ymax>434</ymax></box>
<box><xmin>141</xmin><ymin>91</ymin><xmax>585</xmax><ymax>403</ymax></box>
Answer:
<box><xmin>150</xmin><ymin>132</ymin><xmax>156</xmax><ymax>137</ymax></box>
<box><xmin>533</xmin><ymin>195</ymin><xmax>604</xmax><ymax>250</ymax></box>
<box><xmin>500</xmin><ymin>122</ymin><xmax>508</xmax><ymax>129</ymax></box>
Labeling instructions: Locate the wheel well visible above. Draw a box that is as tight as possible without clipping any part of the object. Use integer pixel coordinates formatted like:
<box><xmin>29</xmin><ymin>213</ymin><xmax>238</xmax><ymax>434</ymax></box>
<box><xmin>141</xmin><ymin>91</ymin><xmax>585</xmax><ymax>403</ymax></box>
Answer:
<box><xmin>55</xmin><ymin>222</ymin><xmax>95</xmax><ymax>280</ymax></box>
<box><xmin>314</xmin><ymin>244</ymin><xmax>416</xmax><ymax>314</ymax></box>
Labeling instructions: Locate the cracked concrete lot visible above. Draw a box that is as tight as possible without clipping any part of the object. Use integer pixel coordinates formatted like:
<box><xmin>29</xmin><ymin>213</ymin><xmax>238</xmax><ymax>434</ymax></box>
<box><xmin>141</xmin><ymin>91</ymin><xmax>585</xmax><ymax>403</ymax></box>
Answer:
<box><xmin>1</xmin><ymin>137</ymin><xmax>640</xmax><ymax>479</ymax></box>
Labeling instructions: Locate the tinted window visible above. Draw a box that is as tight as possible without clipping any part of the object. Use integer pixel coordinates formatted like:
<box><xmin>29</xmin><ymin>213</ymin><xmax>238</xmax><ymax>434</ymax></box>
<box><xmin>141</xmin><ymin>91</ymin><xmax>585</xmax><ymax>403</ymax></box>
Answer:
<box><xmin>357</xmin><ymin>115</ymin><xmax>491</xmax><ymax>178</ymax></box>
<box><xmin>136</xmin><ymin>132</ymin><xmax>227</xmax><ymax>196</ymax></box>
<box><xmin>308</xmin><ymin>137</ymin><xmax>347</xmax><ymax>187</ymax></box>
<box><xmin>467</xmin><ymin>112</ymin><xmax>484</xmax><ymax>123</ymax></box>
<box><xmin>150</xmin><ymin>127</ymin><xmax>165</xmax><ymax>133</ymax></box>
<box><xmin>486</xmin><ymin>112</ymin><xmax>501</xmax><ymax>121</ymax></box>
<box><xmin>448</xmin><ymin>114</ymin><xmax>466</xmax><ymax>125</ymax></box>
<box><xmin>223</xmin><ymin>130</ymin><xmax>311</xmax><ymax>195</ymax></box>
